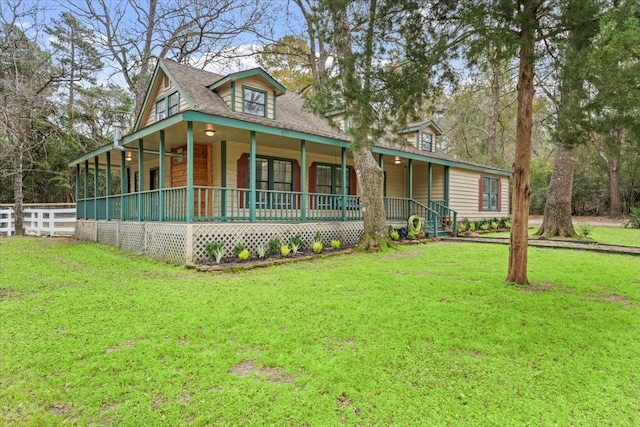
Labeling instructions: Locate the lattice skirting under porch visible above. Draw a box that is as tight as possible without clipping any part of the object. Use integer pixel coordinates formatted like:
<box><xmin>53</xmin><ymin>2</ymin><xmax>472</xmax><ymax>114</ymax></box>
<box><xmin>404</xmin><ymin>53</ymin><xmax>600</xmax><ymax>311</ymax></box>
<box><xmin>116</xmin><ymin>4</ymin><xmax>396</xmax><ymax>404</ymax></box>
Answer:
<box><xmin>76</xmin><ymin>220</ymin><xmax>368</xmax><ymax>264</ymax></box>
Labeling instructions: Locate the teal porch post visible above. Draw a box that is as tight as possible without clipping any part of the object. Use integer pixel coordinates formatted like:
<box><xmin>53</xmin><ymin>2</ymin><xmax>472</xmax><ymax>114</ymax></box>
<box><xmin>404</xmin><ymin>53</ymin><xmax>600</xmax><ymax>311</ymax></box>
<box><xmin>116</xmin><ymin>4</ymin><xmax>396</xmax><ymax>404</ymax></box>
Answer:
<box><xmin>75</xmin><ymin>164</ymin><xmax>80</xmax><ymax>218</ymax></box>
<box><xmin>378</xmin><ymin>154</ymin><xmax>386</xmax><ymax>197</ymax></box>
<box><xmin>137</xmin><ymin>140</ymin><xmax>144</xmax><ymax>221</ymax></box>
<box><xmin>120</xmin><ymin>150</ymin><xmax>126</xmax><ymax>220</ymax></box>
<box><xmin>83</xmin><ymin>160</ymin><xmax>88</xmax><ymax>219</ymax></box>
<box><xmin>220</xmin><ymin>140</ymin><xmax>227</xmax><ymax>220</ymax></box>
<box><xmin>249</xmin><ymin>131</ymin><xmax>256</xmax><ymax>222</ymax></box>
<box><xmin>159</xmin><ymin>130</ymin><xmax>165</xmax><ymax>221</ymax></box>
<box><xmin>341</xmin><ymin>147</ymin><xmax>347</xmax><ymax>221</ymax></box>
<box><xmin>300</xmin><ymin>140</ymin><xmax>306</xmax><ymax>221</ymax></box>
<box><xmin>105</xmin><ymin>152</ymin><xmax>111</xmax><ymax>220</ymax></box>
<box><xmin>427</xmin><ymin>163</ymin><xmax>432</xmax><ymax>203</ymax></box>
<box><xmin>444</xmin><ymin>165</ymin><xmax>450</xmax><ymax>206</ymax></box>
<box><xmin>408</xmin><ymin>159</ymin><xmax>413</xmax><ymax>200</ymax></box>
<box><xmin>187</xmin><ymin>122</ymin><xmax>194</xmax><ymax>223</ymax></box>
<box><xmin>94</xmin><ymin>156</ymin><xmax>99</xmax><ymax>219</ymax></box>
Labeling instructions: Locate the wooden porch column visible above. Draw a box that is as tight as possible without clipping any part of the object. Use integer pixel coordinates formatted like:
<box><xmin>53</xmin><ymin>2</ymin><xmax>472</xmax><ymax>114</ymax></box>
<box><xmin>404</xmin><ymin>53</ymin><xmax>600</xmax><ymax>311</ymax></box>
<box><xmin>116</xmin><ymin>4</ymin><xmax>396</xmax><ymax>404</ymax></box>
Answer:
<box><xmin>341</xmin><ymin>147</ymin><xmax>347</xmax><ymax>221</ymax></box>
<box><xmin>94</xmin><ymin>156</ymin><xmax>99</xmax><ymax>219</ymax></box>
<box><xmin>427</xmin><ymin>163</ymin><xmax>432</xmax><ymax>203</ymax></box>
<box><xmin>300</xmin><ymin>140</ymin><xmax>306</xmax><ymax>221</ymax></box>
<box><xmin>378</xmin><ymin>154</ymin><xmax>385</xmax><ymax>197</ymax></box>
<box><xmin>75</xmin><ymin>164</ymin><xmax>80</xmax><ymax>218</ymax></box>
<box><xmin>220</xmin><ymin>140</ymin><xmax>227</xmax><ymax>220</ymax></box>
<box><xmin>137</xmin><ymin>139</ymin><xmax>144</xmax><ymax>221</ymax></box>
<box><xmin>186</xmin><ymin>122</ymin><xmax>194</xmax><ymax>223</ymax></box>
<box><xmin>249</xmin><ymin>131</ymin><xmax>256</xmax><ymax>222</ymax></box>
<box><xmin>444</xmin><ymin>165</ymin><xmax>450</xmax><ymax>207</ymax></box>
<box><xmin>83</xmin><ymin>160</ymin><xmax>89</xmax><ymax>219</ymax></box>
<box><xmin>408</xmin><ymin>159</ymin><xmax>413</xmax><ymax>200</ymax></box>
<box><xmin>106</xmin><ymin>152</ymin><xmax>111</xmax><ymax>221</ymax></box>
<box><xmin>120</xmin><ymin>150</ymin><xmax>126</xmax><ymax>221</ymax></box>
<box><xmin>159</xmin><ymin>130</ymin><xmax>165</xmax><ymax>222</ymax></box>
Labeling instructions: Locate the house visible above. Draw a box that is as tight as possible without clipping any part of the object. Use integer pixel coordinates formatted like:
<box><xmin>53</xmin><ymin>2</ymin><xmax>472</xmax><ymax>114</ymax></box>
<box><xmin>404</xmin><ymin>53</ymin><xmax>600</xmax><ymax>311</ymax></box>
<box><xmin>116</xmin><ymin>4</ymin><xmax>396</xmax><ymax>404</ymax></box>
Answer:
<box><xmin>69</xmin><ymin>59</ymin><xmax>510</xmax><ymax>264</ymax></box>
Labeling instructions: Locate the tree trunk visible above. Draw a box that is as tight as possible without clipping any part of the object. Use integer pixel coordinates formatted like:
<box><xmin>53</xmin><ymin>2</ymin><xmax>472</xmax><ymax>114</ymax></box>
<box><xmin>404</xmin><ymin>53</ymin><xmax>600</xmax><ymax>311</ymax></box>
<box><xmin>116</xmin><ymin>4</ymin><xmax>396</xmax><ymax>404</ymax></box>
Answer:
<box><xmin>487</xmin><ymin>59</ymin><xmax>500</xmax><ymax>167</ymax></box>
<box><xmin>507</xmin><ymin>0</ymin><xmax>536</xmax><ymax>285</ymax></box>
<box><xmin>536</xmin><ymin>145</ymin><xmax>578</xmax><ymax>238</ymax></box>
<box><xmin>352</xmin><ymin>148</ymin><xmax>390</xmax><ymax>251</ymax></box>
<box><xmin>13</xmin><ymin>148</ymin><xmax>24</xmax><ymax>236</ymax></box>
<box><xmin>608</xmin><ymin>157</ymin><xmax>621</xmax><ymax>218</ymax></box>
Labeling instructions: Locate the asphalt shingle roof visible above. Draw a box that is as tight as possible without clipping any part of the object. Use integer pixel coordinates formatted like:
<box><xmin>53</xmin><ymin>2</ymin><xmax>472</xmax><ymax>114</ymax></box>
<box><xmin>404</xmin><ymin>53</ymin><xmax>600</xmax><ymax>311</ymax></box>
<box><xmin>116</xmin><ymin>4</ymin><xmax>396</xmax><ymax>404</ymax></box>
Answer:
<box><xmin>160</xmin><ymin>58</ymin><xmax>509</xmax><ymax>175</ymax></box>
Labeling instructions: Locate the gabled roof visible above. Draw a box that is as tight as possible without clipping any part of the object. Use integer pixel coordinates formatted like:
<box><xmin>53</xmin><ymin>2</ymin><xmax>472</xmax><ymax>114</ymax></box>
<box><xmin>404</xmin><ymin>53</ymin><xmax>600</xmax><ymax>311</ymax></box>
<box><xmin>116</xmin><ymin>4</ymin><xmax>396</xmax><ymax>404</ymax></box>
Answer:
<box><xmin>208</xmin><ymin>67</ymin><xmax>286</xmax><ymax>95</ymax></box>
<box><xmin>120</xmin><ymin>58</ymin><xmax>508</xmax><ymax>176</ymax></box>
<box><xmin>158</xmin><ymin>58</ymin><xmax>347</xmax><ymax>141</ymax></box>
<box><xmin>400</xmin><ymin>120</ymin><xmax>443</xmax><ymax>135</ymax></box>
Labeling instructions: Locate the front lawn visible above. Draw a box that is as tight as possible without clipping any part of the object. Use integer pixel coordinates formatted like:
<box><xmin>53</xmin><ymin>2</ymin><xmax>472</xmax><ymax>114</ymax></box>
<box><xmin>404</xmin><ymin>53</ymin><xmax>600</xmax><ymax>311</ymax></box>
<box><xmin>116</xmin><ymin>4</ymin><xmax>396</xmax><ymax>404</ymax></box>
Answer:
<box><xmin>1</xmin><ymin>237</ymin><xmax>639</xmax><ymax>425</ymax></box>
<box><xmin>480</xmin><ymin>225</ymin><xmax>640</xmax><ymax>247</ymax></box>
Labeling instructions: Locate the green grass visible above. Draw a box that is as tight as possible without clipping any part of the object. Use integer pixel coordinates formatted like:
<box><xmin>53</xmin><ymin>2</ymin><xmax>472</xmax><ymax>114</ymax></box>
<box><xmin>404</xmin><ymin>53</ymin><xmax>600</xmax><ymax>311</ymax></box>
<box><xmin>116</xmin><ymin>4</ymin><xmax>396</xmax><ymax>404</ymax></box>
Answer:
<box><xmin>480</xmin><ymin>226</ymin><xmax>640</xmax><ymax>247</ymax></box>
<box><xmin>2</xmin><ymin>237</ymin><xmax>640</xmax><ymax>426</ymax></box>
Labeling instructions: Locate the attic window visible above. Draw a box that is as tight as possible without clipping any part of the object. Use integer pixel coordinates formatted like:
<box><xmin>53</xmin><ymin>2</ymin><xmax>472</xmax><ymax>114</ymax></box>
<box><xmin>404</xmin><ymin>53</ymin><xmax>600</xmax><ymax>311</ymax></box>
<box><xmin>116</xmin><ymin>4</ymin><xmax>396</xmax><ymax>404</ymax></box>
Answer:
<box><xmin>243</xmin><ymin>87</ymin><xmax>267</xmax><ymax>117</ymax></box>
<box><xmin>168</xmin><ymin>92</ymin><xmax>180</xmax><ymax>115</ymax></box>
<box><xmin>420</xmin><ymin>132</ymin><xmax>433</xmax><ymax>152</ymax></box>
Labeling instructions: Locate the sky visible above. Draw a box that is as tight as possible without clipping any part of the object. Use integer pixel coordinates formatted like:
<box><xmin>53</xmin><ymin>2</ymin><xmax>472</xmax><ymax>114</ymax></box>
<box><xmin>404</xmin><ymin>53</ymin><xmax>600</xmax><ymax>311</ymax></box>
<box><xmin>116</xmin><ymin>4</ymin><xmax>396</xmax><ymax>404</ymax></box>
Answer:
<box><xmin>2</xmin><ymin>0</ymin><xmax>303</xmax><ymax>85</ymax></box>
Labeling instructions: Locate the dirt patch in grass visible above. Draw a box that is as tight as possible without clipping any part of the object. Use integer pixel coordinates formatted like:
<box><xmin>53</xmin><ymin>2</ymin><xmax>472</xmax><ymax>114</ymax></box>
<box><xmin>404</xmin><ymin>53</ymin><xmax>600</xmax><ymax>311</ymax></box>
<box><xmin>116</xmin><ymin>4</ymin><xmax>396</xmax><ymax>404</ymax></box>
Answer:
<box><xmin>47</xmin><ymin>402</ymin><xmax>73</xmax><ymax>415</ymax></box>
<box><xmin>105</xmin><ymin>339</ymin><xmax>139</xmax><ymax>354</ymax></box>
<box><xmin>587</xmin><ymin>294</ymin><xmax>633</xmax><ymax>308</ymax></box>
<box><xmin>520</xmin><ymin>282</ymin><xmax>554</xmax><ymax>293</ymax></box>
<box><xmin>229</xmin><ymin>360</ymin><xmax>295</xmax><ymax>384</ymax></box>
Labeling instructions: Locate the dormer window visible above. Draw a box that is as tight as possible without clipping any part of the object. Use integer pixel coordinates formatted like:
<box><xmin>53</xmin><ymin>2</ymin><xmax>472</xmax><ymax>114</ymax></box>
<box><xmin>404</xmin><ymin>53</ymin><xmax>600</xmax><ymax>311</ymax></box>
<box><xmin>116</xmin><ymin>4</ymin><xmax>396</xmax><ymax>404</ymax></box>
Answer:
<box><xmin>243</xmin><ymin>86</ymin><xmax>267</xmax><ymax>117</ymax></box>
<box><xmin>420</xmin><ymin>132</ymin><xmax>433</xmax><ymax>152</ymax></box>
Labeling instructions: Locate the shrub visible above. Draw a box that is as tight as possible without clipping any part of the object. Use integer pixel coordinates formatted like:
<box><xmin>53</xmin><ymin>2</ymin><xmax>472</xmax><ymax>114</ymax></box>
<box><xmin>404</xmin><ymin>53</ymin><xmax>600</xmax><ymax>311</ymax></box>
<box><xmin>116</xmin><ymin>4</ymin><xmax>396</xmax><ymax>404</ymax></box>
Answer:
<box><xmin>407</xmin><ymin>230</ymin><xmax>416</xmax><ymax>240</ymax></box>
<box><xmin>290</xmin><ymin>234</ymin><xmax>304</xmax><ymax>251</ymax></box>
<box><xmin>330</xmin><ymin>239</ymin><xmax>341</xmax><ymax>250</ymax></box>
<box><xmin>390</xmin><ymin>230</ymin><xmax>400</xmax><ymax>241</ymax></box>
<box><xmin>237</xmin><ymin>248</ymin><xmax>250</xmax><ymax>261</ymax></box>
<box><xmin>290</xmin><ymin>241</ymin><xmax>300</xmax><ymax>255</ymax></box>
<box><xmin>280</xmin><ymin>244</ymin><xmax>291</xmax><ymax>257</ymax></box>
<box><xmin>313</xmin><ymin>231</ymin><xmax>322</xmax><ymax>244</ymax></box>
<box><xmin>267</xmin><ymin>237</ymin><xmax>281</xmax><ymax>255</ymax></box>
<box><xmin>205</xmin><ymin>241</ymin><xmax>225</xmax><ymax>263</ymax></box>
<box><xmin>232</xmin><ymin>242</ymin><xmax>246</xmax><ymax>257</ymax></box>
<box><xmin>312</xmin><ymin>241</ymin><xmax>323</xmax><ymax>253</ymax></box>
<box><xmin>491</xmin><ymin>220</ymin><xmax>499</xmax><ymax>230</ymax></box>
<box><xmin>576</xmin><ymin>224</ymin><xmax>593</xmax><ymax>238</ymax></box>
<box><xmin>469</xmin><ymin>222</ymin><xmax>476</xmax><ymax>232</ymax></box>
<box><xmin>503</xmin><ymin>219</ymin><xmax>511</xmax><ymax>229</ymax></box>
<box><xmin>480</xmin><ymin>222</ymin><xmax>489</xmax><ymax>231</ymax></box>
<box><xmin>622</xmin><ymin>207</ymin><xmax>640</xmax><ymax>229</ymax></box>
<box><xmin>256</xmin><ymin>245</ymin><xmax>266</xmax><ymax>259</ymax></box>
<box><xmin>456</xmin><ymin>223</ymin><xmax>466</xmax><ymax>234</ymax></box>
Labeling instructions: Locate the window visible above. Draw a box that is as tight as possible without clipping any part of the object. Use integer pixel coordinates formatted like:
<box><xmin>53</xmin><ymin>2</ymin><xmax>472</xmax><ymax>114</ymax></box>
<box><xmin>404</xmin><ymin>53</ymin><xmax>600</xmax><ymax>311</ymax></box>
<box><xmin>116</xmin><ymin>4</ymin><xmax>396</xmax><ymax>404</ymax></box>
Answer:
<box><xmin>155</xmin><ymin>100</ymin><xmax>166</xmax><ymax>121</ymax></box>
<box><xmin>150</xmin><ymin>168</ymin><xmax>159</xmax><ymax>190</ymax></box>
<box><xmin>250</xmin><ymin>156</ymin><xmax>293</xmax><ymax>208</ymax></box>
<box><xmin>314</xmin><ymin>163</ymin><xmax>354</xmax><ymax>209</ymax></box>
<box><xmin>420</xmin><ymin>132</ymin><xmax>433</xmax><ymax>152</ymax></box>
<box><xmin>243</xmin><ymin>87</ymin><xmax>267</xmax><ymax>117</ymax></box>
<box><xmin>315</xmin><ymin>164</ymin><xmax>351</xmax><ymax>195</ymax></box>
<box><xmin>167</xmin><ymin>92</ymin><xmax>180</xmax><ymax>116</ymax></box>
<box><xmin>482</xmin><ymin>176</ymin><xmax>499</xmax><ymax>211</ymax></box>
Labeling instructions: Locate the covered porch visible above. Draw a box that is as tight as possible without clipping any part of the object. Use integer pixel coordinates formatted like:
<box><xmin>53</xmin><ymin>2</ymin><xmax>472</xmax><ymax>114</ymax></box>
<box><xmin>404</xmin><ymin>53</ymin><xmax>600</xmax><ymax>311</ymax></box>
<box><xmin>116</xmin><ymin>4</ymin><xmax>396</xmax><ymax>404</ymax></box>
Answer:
<box><xmin>71</xmin><ymin>112</ymin><xmax>457</xmax><ymax>261</ymax></box>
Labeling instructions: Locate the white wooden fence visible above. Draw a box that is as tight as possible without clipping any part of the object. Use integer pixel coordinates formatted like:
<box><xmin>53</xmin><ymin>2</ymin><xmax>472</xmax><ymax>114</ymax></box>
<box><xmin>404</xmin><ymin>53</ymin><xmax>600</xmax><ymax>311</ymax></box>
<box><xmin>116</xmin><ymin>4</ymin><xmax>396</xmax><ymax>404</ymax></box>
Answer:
<box><xmin>0</xmin><ymin>205</ymin><xmax>76</xmax><ymax>237</ymax></box>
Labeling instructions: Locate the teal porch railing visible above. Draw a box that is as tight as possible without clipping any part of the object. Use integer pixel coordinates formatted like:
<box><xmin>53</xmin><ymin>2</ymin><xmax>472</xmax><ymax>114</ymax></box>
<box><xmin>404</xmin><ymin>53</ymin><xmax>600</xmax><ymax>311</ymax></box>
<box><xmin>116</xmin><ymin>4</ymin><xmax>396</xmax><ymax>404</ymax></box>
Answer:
<box><xmin>429</xmin><ymin>200</ymin><xmax>458</xmax><ymax>236</ymax></box>
<box><xmin>76</xmin><ymin>187</ymin><xmax>456</xmax><ymax>235</ymax></box>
